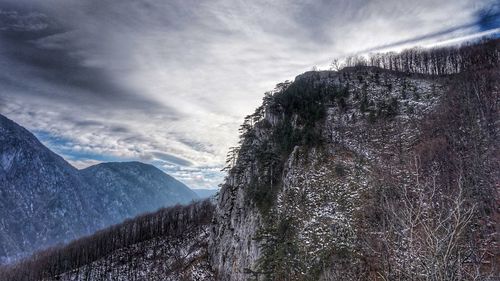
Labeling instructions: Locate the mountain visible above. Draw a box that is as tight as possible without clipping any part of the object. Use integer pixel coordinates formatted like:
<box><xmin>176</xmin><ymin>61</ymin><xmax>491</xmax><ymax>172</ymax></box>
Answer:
<box><xmin>80</xmin><ymin>161</ymin><xmax>198</xmax><ymax>220</ymax></box>
<box><xmin>0</xmin><ymin>114</ymin><xmax>106</xmax><ymax>263</ymax></box>
<box><xmin>192</xmin><ymin>188</ymin><xmax>219</xmax><ymax>199</ymax></box>
<box><xmin>0</xmin><ymin>115</ymin><xmax>198</xmax><ymax>263</ymax></box>
<box><xmin>210</xmin><ymin>39</ymin><xmax>499</xmax><ymax>280</ymax></box>
<box><xmin>1</xmin><ymin>39</ymin><xmax>498</xmax><ymax>280</ymax></box>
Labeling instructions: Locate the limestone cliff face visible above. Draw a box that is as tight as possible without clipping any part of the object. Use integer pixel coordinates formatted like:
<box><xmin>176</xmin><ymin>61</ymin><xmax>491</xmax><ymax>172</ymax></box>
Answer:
<box><xmin>209</xmin><ymin>68</ymin><xmax>446</xmax><ymax>280</ymax></box>
<box><xmin>210</xmin><ymin>62</ymin><xmax>498</xmax><ymax>281</ymax></box>
<box><xmin>209</xmin><ymin>116</ymin><xmax>270</xmax><ymax>280</ymax></box>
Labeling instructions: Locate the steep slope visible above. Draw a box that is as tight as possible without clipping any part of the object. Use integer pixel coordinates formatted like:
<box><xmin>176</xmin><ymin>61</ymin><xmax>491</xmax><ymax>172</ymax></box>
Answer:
<box><xmin>210</xmin><ymin>41</ymin><xmax>499</xmax><ymax>280</ymax></box>
<box><xmin>80</xmin><ymin>161</ymin><xmax>198</xmax><ymax>220</ymax></box>
<box><xmin>0</xmin><ymin>200</ymin><xmax>215</xmax><ymax>281</ymax></box>
<box><xmin>210</xmin><ymin>67</ymin><xmax>445</xmax><ymax>280</ymax></box>
<box><xmin>0</xmin><ymin>114</ymin><xmax>106</xmax><ymax>263</ymax></box>
<box><xmin>0</xmin><ymin>115</ymin><xmax>199</xmax><ymax>263</ymax></box>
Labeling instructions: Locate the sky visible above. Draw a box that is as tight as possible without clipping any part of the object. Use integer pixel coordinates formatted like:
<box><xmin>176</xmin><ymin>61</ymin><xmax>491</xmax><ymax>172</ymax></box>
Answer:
<box><xmin>0</xmin><ymin>0</ymin><xmax>498</xmax><ymax>189</ymax></box>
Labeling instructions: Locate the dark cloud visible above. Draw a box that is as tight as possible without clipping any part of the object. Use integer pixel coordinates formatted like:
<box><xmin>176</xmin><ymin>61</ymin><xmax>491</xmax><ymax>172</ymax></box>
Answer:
<box><xmin>0</xmin><ymin>3</ymin><xmax>172</xmax><ymax>114</ymax></box>
<box><xmin>151</xmin><ymin>152</ymin><xmax>193</xmax><ymax>167</ymax></box>
<box><xmin>73</xmin><ymin>120</ymin><xmax>103</xmax><ymax>127</ymax></box>
<box><xmin>358</xmin><ymin>3</ymin><xmax>500</xmax><ymax>53</ymax></box>
<box><xmin>0</xmin><ymin>10</ymin><xmax>53</xmax><ymax>32</ymax></box>
<box><xmin>110</xmin><ymin>126</ymin><xmax>129</xmax><ymax>133</ymax></box>
<box><xmin>476</xmin><ymin>1</ymin><xmax>500</xmax><ymax>32</ymax></box>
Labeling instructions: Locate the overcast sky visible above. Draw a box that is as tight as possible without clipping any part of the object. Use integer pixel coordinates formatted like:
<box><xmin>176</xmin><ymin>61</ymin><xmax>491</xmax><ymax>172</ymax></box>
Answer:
<box><xmin>0</xmin><ymin>0</ymin><xmax>498</xmax><ymax>189</ymax></box>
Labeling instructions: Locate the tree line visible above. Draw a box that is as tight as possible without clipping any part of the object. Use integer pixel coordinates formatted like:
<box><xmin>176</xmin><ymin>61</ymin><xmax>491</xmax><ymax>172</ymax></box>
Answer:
<box><xmin>0</xmin><ymin>200</ymin><xmax>214</xmax><ymax>281</ymax></box>
<box><xmin>333</xmin><ymin>38</ymin><xmax>499</xmax><ymax>75</ymax></box>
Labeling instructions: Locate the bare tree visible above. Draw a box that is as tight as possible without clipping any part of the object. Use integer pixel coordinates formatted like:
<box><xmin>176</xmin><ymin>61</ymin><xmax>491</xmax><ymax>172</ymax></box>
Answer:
<box><xmin>375</xmin><ymin>157</ymin><xmax>488</xmax><ymax>281</ymax></box>
<box><xmin>330</xmin><ymin>58</ymin><xmax>343</xmax><ymax>71</ymax></box>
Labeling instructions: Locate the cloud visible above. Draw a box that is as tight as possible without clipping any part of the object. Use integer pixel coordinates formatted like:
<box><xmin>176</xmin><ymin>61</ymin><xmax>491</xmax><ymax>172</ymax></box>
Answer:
<box><xmin>67</xmin><ymin>158</ymin><xmax>102</xmax><ymax>169</ymax></box>
<box><xmin>149</xmin><ymin>152</ymin><xmax>194</xmax><ymax>167</ymax></box>
<box><xmin>0</xmin><ymin>0</ymin><xmax>497</xmax><ymax>188</ymax></box>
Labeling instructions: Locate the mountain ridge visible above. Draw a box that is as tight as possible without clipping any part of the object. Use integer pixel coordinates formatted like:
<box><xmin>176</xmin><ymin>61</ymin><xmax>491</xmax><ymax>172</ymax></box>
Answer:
<box><xmin>80</xmin><ymin>161</ymin><xmax>198</xmax><ymax>220</ymax></box>
<box><xmin>0</xmin><ymin>115</ymin><xmax>198</xmax><ymax>263</ymax></box>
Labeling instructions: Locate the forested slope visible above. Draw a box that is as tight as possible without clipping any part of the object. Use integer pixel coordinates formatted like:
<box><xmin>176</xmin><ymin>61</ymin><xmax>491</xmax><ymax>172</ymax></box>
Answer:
<box><xmin>211</xmin><ymin>38</ymin><xmax>499</xmax><ymax>280</ymax></box>
<box><xmin>0</xmin><ymin>200</ymin><xmax>215</xmax><ymax>281</ymax></box>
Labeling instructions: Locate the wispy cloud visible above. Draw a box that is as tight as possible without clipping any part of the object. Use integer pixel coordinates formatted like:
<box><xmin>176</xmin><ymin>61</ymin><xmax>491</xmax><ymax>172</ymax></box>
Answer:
<box><xmin>0</xmin><ymin>0</ymin><xmax>497</xmax><ymax>188</ymax></box>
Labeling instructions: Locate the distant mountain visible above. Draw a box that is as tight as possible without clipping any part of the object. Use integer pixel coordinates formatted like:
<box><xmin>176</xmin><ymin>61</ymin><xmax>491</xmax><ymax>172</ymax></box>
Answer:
<box><xmin>192</xmin><ymin>188</ymin><xmax>219</xmax><ymax>199</ymax></box>
<box><xmin>80</xmin><ymin>161</ymin><xmax>198</xmax><ymax>220</ymax></box>
<box><xmin>0</xmin><ymin>114</ymin><xmax>198</xmax><ymax>263</ymax></box>
<box><xmin>0</xmin><ymin>114</ymin><xmax>105</xmax><ymax>263</ymax></box>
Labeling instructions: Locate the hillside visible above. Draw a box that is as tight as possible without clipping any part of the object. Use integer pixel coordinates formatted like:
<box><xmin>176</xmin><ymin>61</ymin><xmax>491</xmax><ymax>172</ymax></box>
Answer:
<box><xmin>0</xmin><ymin>114</ymin><xmax>106</xmax><ymax>263</ymax></box>
<box><xmin>0</xmin><ymin>200</ymin><xmax>215</xmax><ymax>281</ymax></box>
<box><xmin>1</xmin><ymin>39</ymin><xmax>498</xmax><ymax>280</ymax></box>
<box><xmin>0</xmin><ymin>115</ymin><xmax>198</xmax><ymax>263</ymax></box>
<box><xmin>81</xmin><ymin>162</ymin><xmax>198</xmax><ymax>220</ymax></box>
<box><xmin>211</xmin><ymin>39</ymin><xmax>499</xmax><ymax>280</ymax></box>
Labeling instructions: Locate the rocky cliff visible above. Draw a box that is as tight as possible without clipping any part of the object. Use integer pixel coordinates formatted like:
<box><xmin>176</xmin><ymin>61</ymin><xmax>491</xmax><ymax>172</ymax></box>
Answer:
<box><xmin>210</xmin><ymin>40</ymin><xmax>499</xmax><ymax>279</ymax></box>
<box><xmin>210</xmin><ymin>67</ymin><xmax>450</xmax><ymax>280</ymax></box>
